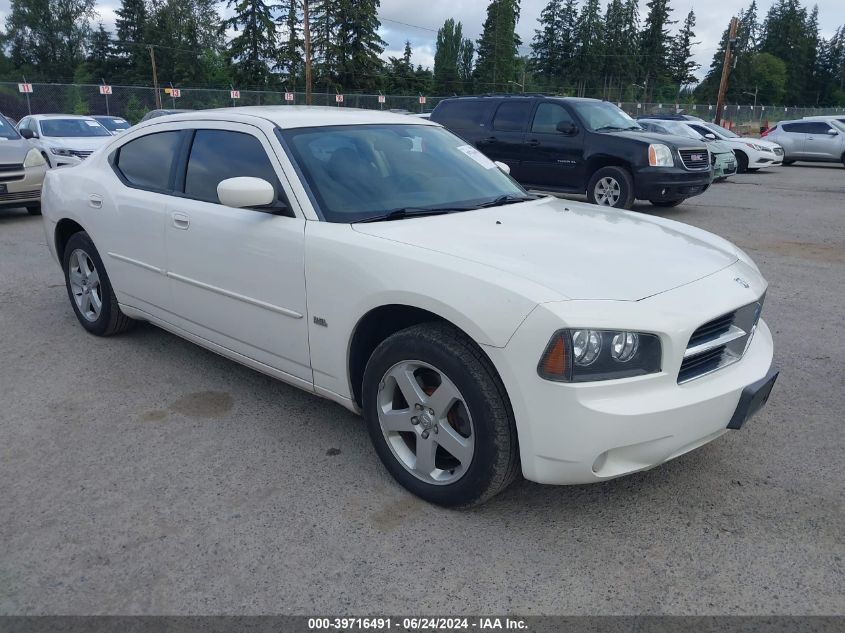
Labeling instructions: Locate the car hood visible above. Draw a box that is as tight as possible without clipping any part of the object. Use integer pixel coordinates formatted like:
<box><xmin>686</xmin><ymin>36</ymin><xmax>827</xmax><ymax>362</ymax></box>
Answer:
<box><xmin>42</xmin><ymin>137</ymin><xmax>111</xmax><ymax>151</ymax></box>
<box><xmin>605</xmin><ymin>129</ymin><xmax>706</xmax><ymax>148</ymax></box>
<box><xmin>352</xmin><ymin>197</ymin><xmax>740</xmax><ymax>301</ymax></box>
<box><xmin>720</xmin><ymin>136</ymin><xmax>780</xmax><ymax>150</ymax></box>
<box><xmin>0</xmin><ymin>138</ymin><xmax>34</xmax><ymax>163</ymax></box>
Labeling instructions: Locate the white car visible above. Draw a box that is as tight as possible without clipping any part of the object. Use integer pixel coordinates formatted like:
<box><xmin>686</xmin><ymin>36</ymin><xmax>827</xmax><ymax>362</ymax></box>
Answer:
<box><xmin>40</xmin><ymin>107</ymin><xmax>777</xmax><ymax>506</ymax></box>
<box><xmin>685</xmin><ymin>121</ymin><xmax>784</xmax><ymax>172</ymax></box>
<box><xmin>17</xmin><ymin>114</ymin><xmax>112</xmax><ymax>168</ymax></box>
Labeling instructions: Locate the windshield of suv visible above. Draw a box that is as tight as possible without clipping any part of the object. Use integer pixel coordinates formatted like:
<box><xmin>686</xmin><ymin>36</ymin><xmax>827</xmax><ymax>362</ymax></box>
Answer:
<box><xmin>570</xmin><ymin>101</ymin><xmax>641</xmax><ymax>132</ymax></box>
<box><xmin>0</xmin><ymin>115</ymin><xmax>20</xmax><ymax>140</ymax></box>
<box><xmin>40</xmin><ymin>118</ymin><xmax>111</xmax><ymax>138</ymax></box>
<box><xmin>704</xmin><ymin>122</ymin><xmax>738</xmax><ymax>138</ymax></box>
<box><xmin>281</xmin><ymin>124</ymin><xmax>528</xmax><ymax>223</ymax></box>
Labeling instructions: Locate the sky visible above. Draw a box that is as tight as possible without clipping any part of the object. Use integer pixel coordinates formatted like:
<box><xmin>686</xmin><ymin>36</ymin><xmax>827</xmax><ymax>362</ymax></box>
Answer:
<box><xmin>1</xmin><ymin>0</ymin><xmax>843</xmax><ymax>83</ymax></box>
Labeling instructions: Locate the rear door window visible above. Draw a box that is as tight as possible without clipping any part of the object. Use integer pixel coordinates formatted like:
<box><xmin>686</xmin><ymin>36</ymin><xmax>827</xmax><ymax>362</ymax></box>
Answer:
<box><xmin>432</xmin><ymin>100</ymin><xmax>494</xmax><ymax>129</ymax></box>
<box><xmin>492</xmin><ymin>101</ymin><xmax>532</xmax><ymax>132</ymax></box>
<box><xmin>115</xmin><ymin>131</ymin><xmax>183</xmax><ymax>191</ymax></box>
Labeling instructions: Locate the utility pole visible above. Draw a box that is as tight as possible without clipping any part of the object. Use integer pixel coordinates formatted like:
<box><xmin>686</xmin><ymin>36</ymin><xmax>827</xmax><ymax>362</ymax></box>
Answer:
<box><xmin>714</xmin><ymin>17</ymin><xmax>739</xmax><ymax>126</ymax></box>
<box><xmin>149</xmin><ymin>45</ymin><xmax>162</xmax><ymax>109</ymax></box>
<box><xmin>302</xmin><ymin>0</ymin><xmax>312</xmax><ymax>105</ymax></box>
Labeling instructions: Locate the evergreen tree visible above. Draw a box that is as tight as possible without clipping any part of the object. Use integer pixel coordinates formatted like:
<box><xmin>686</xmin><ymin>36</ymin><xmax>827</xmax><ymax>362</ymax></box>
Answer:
<box><xmin>434</xmin><ymin>19</ymin><xmax>465</xmax><ymax>95</ymax></box>
<box><xmin>638</xmin><ymin>0</ymin><xmax>674</xmax><ymax>101</ymax></box>
<box><xmin>572</xmin><ymin>0</ymin><xmax>603</xmax><ymax>97</ymax></box>
<box><xmin>458</xmin><ymin>38</ymin><xmax>475</xmax><ymax>93</ymax></box>
<box><xmin>530</xmin><ymin>0</ymin><xmax>563</xmax><ymax>84</ymax></box>
<box><xmin>277</xmin><ymin>0</ymin><xmax>304</xmax><ymax>87</ymax></box>
<box><xmin>668</xmin><ymin>10</ymin><xmax>699</xmax><ymax>90</ymax></box>
<box><xmin>336</xmin><ymin>0</ymin><xmax>387</xmax><ymax>92</ymax></box>
<box><xmin>221</xmin><ymin>0</ymin><xmax>280</xmax><ymax>87</ymax></box>
<box><xmin>601</xmin><ymin>0</ymin><xmax>629</xmax><ymax>99</ymax></box>
<box><xmin>474</xmin><ymin>0</ymin><xmax>521</xmax><ymax>91</ymax></box>
<box><xmin>760</xmin><ymin>0</ymin><xmax>813</xmax><ymax>103</ymax></box>
<box><xmin>83</xmin><ymin>23</ymin><xmax>118</xmax><ymax>83</ymax></box>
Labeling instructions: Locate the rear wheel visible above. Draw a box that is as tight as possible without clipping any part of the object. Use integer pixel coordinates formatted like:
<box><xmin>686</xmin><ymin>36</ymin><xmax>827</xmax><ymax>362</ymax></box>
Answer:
<box><xmin>649</xmin><ymin>198</ymin><xmax>685</xmax><ymax>207</ymax></box>
<box><xmin>782</xmin><ymin>160</ymin><xmax>795</xmax><ymax>166</ymax></box>
<box><xmin>586</xmin><ymin>166</ymin><xmax>634</xmax><ymax>210</ymax></box>
<box><xmin>62</xmin><ymin>231</ymin><xmax>135</xmax><ymax>336</ymax></box>
<box><xmin>362</xmin><ymin>322</ymin><xmax>519</xmax><ymax>507</ymax></box>
<box><xmin>735</xmin><ymin>151</ymin><xmax>749</xmax><ymax>173</ymax></box>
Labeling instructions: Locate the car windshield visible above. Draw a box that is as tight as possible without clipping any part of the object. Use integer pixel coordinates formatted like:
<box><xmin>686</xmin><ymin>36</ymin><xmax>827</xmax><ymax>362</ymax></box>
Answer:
<box><xmin>704</xmin><ymin>122</ymin><xmax>738</xmax><ymax>138</ymax></box>
<box><xmin>40</xmin><ymin>118</ymin><xmax>111</xmax><ymax>137</ymax></box>
<box><xmin>829</xmin><ymin>120</ymin><xmax>845</xmax><ymax>133</ymax></box>
<box><xmin>95</xmin><ymin>117</ymin><xmax>130</xmax><ymax>132</ymax></box>
<box><xmin>570</xmin><ymin>101</ymin><xmax>641</xmax><ymax>132</ymax></box>
<box><xmin>643</xmin><ymin>120</ymin><xmax>702</xmax><ymax>140</ymax></box>
<box><xmin>281</xmin><ymin>124</ymin><xmax>528</xmax><ymax>223</ymax></box>
<box><xmin>0</xmin><ymin>115</ymin><xmax>20</xmax><ymax>140</ymax></box>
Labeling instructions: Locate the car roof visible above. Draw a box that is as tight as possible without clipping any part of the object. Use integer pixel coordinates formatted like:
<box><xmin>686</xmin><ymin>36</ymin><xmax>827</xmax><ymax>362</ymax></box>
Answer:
<box><xmin>30</xmin><ymin>113</ymin><xmax>98</xmax><ymax>120</ymax></box>
<box><xmin>140</xmin><ymin>106</ymin><xmax>439</xmax><ymax>129</ymax></box>
<box><xmin>93</xmin><ymin>115</ymin><xmax>126</xmax><ymax>120</ymax></box>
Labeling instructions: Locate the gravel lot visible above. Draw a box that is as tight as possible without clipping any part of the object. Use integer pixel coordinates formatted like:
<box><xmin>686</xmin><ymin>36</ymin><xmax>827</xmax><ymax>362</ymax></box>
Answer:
<box><xmin>1</xmin><ymin>163</ymin><xmax>843</xmax><ymax>616</ymax></box>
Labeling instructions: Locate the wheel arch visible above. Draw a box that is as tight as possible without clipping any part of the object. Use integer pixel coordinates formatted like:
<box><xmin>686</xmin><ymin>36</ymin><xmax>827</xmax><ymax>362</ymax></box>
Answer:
<box><xmin>585</xmin><ymin>154</ymin><xmax>632</xmax><ymax>180</ymax></box>
<box><xmin>55</xmin><ymin>218</ymin><xmax>87</xmax><ymax>263</ymax></box>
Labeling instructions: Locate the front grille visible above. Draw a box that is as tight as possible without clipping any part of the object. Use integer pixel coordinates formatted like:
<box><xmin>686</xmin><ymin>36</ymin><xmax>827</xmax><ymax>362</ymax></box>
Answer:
<box><xmin>678</xmin><ymin>297</ymin><xmax>764</xmax><ymax>384</ymax></box>
<box><xmin>0</xmin><ymin>190</ymin><xmax>40</xmax><ymax>201</ymax></box>
<box><xmin>0</xmin><ymin>173</ymin><xmax>25</xmax><ymax>182</ymax></box>
<box><xmin>679</xmin><ymin>148</ymin><xmax>710</xmax><ymax>170</ymax></box>
<box><xmin>0</xmin><ymin>163</ymin><xmax>24</xmax><ymax>172</ymax></box>
<box><xmin>773</xmin><ymin>147</ymin><xmax>784</xmax><ymax>156</ymax></box>
<box><xmin>70</xmin><ymin>150</ymin><xmax>93</xmax><ymax>159</ymax></box>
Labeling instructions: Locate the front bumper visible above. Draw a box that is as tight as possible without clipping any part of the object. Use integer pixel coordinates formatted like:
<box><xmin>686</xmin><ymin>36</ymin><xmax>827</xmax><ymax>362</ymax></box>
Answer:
<box><xmin>713</xmin><ymin>154</ymin><xmax>737</xmax><ymax>179</ymax></box>
<box><xmin>0</xmin><ymin>163</ymin><xmax>47</xmax><ymax>207</ymax></box>
<box><xmin>633</xmin><ymin>166</ymin><xmax>712</xmax><ymax>201</ymax></box>
<box><xmin>486</xmin><ymin>261</ymin><xmax>775</xmax><ymax>485</ymax></box>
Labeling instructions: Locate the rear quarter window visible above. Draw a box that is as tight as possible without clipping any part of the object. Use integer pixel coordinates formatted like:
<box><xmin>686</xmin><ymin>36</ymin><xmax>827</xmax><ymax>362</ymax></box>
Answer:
<box><xmin>114</xmin><ymin>131</ymin><xmax>183</xmax><ymax>191</ymax></box>
<box><xmin>432</xmin><ymin>100</ymin><xmax>494</xmax><ymax>129</ymax></box>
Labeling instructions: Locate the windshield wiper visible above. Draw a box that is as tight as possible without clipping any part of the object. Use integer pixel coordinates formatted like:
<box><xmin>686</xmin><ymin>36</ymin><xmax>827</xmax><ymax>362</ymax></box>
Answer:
<box><xmin>352</xmin><ymin>207</ymin><xmax>456</xmax><ymax>223</ymax></box>
<box><xmin>470</xmin><ymin>194</ymin><xmax>538</xmax><ymax>209</ymax></box>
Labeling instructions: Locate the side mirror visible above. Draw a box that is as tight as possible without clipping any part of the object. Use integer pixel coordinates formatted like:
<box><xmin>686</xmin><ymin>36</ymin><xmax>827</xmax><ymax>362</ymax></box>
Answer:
<box><xmin>827</xmin><ymin>129</ymin><xmax>839</xmax><ymax>136</ymax></box>
<box><xmin>19</xmin><ymin>128</ymin><xmax>34</xmax><ymax>139</ymax></box>
<box><xmin>494</xmin><ymin>161</ymin><xmax>511</xmax><ymax>175</ymax></box>
<box><xmin>556</xmin><ymin>121</ymin><xmax>577</xmax><ymax>135</ymax></box>
<box><xmin>217</xmin><ymin>177</ymin><xmax>276</xmax><ymax>209</ymax></box>
<box><xmin>704</xmin><ymin>133</ymin><xmax>717</xmax><ymax>140</ymax></box>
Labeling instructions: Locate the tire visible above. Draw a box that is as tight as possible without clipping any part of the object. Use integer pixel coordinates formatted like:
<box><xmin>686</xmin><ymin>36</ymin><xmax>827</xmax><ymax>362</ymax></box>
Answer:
<box><xmin>41</xmin><ymin>152</ymin><xmax>52</xmax><ymax>169</ymax></box>
<box><xmin>26</xmin><ymin>204</ymin><xmax>41</xmax><ymax>215</ymax></box>
<box><xmin>783</xmin><ymin>160</ymin><xmax>795</xmax><ymax>166</ymax></box>
<box><xmin>649</xmin><ymin>198</ymin><xmax>685</xmax><ymax>207</ymax></box>
<box><xmin>734</xmin><ymin>151</ymin><xmax>749</xmax><ymax>173</ymax></box>
<box><xmin>62</xmin><ymin>231</ymin><xmax>135</xmax><ymax>336</ymax></box>
<box><xmin>362</xmin><ymin>322</ymin><xmax>520</xmax><ymax>507</ymax></box>
<box><xmin>586</xmin><ymin>166</ymin><xmax>634</xmax><ymax>209</ymax></box>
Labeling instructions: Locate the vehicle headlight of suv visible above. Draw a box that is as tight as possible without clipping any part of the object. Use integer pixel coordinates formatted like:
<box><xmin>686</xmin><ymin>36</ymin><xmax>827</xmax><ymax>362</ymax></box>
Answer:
<box><xmin>50</xmin><ymin>147</ymin><xmax>74</xmax><ymax>157</ymax></box>
<box><xmin>648</xmin><ymin>144</ymin><xmax>674</xmax><ymax>167</ymax></box>
<box><xmin>538</xmin><ymin>329</ymin><xmax>662</xmax><ymax>382</ymax></box>
<box><xmin>23</xmin><ymin>148</ymin><xmax>46</xmax><ymax>168</ymax></box>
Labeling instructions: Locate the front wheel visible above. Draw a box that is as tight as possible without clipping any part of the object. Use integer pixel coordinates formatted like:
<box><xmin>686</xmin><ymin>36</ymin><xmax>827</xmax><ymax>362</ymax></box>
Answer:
<box><xmin>586</xmin><ymin>166</ymin><xmax>634</xmax><ymax>209</ymax></box>
<box><xmin>62</xmin><ymin>231</ymin><xmax>135</xmax><ymax>336</ymax></box>
<box><xmin>649</xmin><ymin>198</ymin><xmax>685</xmax><ymax>207</ymax></box>
<box><xmin>26</xmin><ymin>204</ymin><xmax>41</xmax><ymax>216</ymax></box>
<box><xmin>735</xmin><ymin>151</ymin><xmax>749</xmax><ymax>173</ymax></box>
<box><xmin>362</xmin><ymin>322</ymin><xmax>519</xmax><ymax>507</ymax></box>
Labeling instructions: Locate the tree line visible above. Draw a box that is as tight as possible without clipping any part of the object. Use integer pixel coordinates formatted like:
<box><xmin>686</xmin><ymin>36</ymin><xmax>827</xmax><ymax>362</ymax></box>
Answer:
<box><xmin>0</xmin><ymin>0</ymin><xmax>842</xmax><ymax>106</ymax></box>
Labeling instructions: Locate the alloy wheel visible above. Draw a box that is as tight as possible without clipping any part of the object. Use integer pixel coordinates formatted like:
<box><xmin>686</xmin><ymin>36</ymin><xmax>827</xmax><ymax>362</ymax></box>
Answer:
<box><xmin>594</xmin><ymin>176</ymin><xmax>621</xmax><ymax>206</ymax></box>
<box><xmin>377</xmin><ymin>360</ymin><xmax>475</xmax><ymax>485</ymax></box>
<box><xmin>68</xmin><ymin>249</ymin><xmax>102</xmax><ymax>322</ymax></box>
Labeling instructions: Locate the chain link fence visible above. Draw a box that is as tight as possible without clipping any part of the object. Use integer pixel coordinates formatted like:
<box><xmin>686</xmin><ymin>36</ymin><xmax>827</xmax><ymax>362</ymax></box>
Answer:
<box><xmin>1</xmin><ymin>82</ymin><xmax>843</xmax><ymax>131</ymax></box>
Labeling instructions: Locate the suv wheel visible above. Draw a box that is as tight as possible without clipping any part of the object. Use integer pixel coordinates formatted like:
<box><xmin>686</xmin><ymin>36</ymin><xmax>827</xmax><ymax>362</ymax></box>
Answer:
<box><xmin>586</xmin><ymin>166</ymin><xmax>634</xmax><ymax>209</ymax></box>
<box><xmin>62</xmin><ymin>231</ymin><xmax>135</xmax><ymax>336</ymax></box>
<box><xmin>362</xmin><ymin>322</ymin><xmax>520</xmax><ymax>507</ymax></box>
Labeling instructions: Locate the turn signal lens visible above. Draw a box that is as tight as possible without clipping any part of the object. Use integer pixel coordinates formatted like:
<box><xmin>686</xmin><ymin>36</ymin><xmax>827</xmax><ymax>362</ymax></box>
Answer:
<box><xmin>538</xmin><ymin>332</ymin><xmax>569</xmax><ymax>380</ymax></box>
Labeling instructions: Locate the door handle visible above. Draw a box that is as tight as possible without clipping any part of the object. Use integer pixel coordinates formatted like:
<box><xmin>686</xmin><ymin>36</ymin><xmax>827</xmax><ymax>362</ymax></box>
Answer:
<box><xmin>525</xmin><ymin>139</ymin><xmax>540</xmax><ymax>147</ymax></box>
<box><xmin>171</xmin><ymin>212</ymin><xmax>190</xmax><ymax>230</ymax></box>
<box><xmin>482</xmin><ymin>136</ymin><xmax>498</xmax><ymax>143</ymax></box>
<box><xmin>88</xmin><ymin>194</ymin><xmax>103</xmax><ymax>209</ymax></box>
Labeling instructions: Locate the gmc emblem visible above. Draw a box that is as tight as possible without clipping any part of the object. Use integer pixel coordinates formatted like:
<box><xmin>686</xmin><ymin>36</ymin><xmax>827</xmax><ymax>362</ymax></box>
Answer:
<box><xmin>691</xmin><ymin>153</ymin><xmax>704</xmax><ymax>161</ymax></box>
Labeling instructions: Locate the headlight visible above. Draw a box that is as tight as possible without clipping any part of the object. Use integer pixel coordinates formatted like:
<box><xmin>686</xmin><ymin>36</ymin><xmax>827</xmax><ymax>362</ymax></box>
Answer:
<box><xmin>23</xmin><ymin>148</ymin><xmax>46</xmax><ymax>168</ymax></box>
<box><xmin>538</xmin><ymin>329</ymin><xmax>662</xmax><ymax>382</ymax></box>
<box><xmin>744</xmin><ymin>142</ymin><xmax>765</xmax><ymax>151</ymax></box>
<box><xmin>648</xmin><ymin>144</ymin><xmax>674</xmax><ymax>167</ymax></box>
<box><xmin>50</xmin><ymin>147</ymin><xmax>73</xmax><ymax>156</ymax></box>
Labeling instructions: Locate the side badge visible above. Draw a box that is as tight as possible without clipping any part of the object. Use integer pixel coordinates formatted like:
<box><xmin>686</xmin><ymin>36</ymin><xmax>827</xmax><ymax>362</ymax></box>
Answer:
<box><xmin>313</xmin><ymin>316</ymin><xmax>328</xmax><ymax>327</ymax></box>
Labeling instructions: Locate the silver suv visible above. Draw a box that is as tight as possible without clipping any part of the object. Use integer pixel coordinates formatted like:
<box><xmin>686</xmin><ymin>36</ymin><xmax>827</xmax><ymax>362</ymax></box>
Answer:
<box><xmin>765</xmin><ymin>119</ymin><xmax>845</xmax><ymax>167</ymax></box>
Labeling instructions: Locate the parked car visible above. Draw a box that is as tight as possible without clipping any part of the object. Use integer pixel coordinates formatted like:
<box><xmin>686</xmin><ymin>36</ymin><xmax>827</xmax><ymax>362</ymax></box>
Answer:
<box><xmin>801</xmin><ymin>114</ymin><xmax>845</xmax><ymax>126</ymax></box>
<box><xmin>431</xmin><ymin>95</ymin><xmax>712</xmax><ymax>209</ymax></box>
<box><xmin>17</xmin><ymin>115</ymin><xmax>112</xmax><ymax>168</ymax></box>
<box><xmin>639</xmin><ymin>118</ymin><xmax>737</xmax><ymax>181</ymax></box>
<box><xmin>763</xmin><ymin>118</ymin><xmax>845</xmax><ymax>166</ymax></box>
<box><xmin>139</xmin><ymin>109</ymin><xmax>191</xmax><ymax>122</ymax></box>
<box><xmin>92</xmin><ymin>115</ymin><xmax>131</xmax><ymax>134</ymax></box>
<box><xmin>0</xmin><ymin>113</ymin><xmax>48</xmax><ymax>214</ymax></box>
<box><xmin>682</xmin><ymin>121</ymin><xmax>783</xmax><ymax>173</ymax></box>
<box><xmin>40</xmin><ymin>107</ymin><xmax>777</xmax><ymax>506</ymax></box>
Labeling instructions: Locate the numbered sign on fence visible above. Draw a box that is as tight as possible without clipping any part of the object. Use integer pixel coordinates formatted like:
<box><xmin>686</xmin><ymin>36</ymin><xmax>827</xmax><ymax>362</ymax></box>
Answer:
<box><xmin>230</xmin><ymin>90</ymin><xmax>240</xmax><ymax>99</ymax></box>
<box><xmin>170</xmin><ymin>88</ymin><xmax>181</xmax><ymax>98</ymax></box>
<box><xmin>18</xmin><ymin>83</ymin><xmax>33</xmax><ymax>93</ymax></box>
<box><xmin>284</xmin><ymin>92</ymin><xmax>295</xmax><ymax>101</ymax></box>
<box><xmin>378</xmin><ymin>94</ymin><xmax>386</xmax><ymax>104</ymax></box>
<box><xmin>335</xmin><ymin>94</ymin><xmax>344</xmax><ymax>103</ymax></box>
<box><xmin>418</xmin><ymin>96</ymin><xmax>426</xmax><ymax>105</ymax></box>
<box><xmin>99</xmin><ymin>85</ymin><xmax>112</xmax><ymax>95</ymax></box>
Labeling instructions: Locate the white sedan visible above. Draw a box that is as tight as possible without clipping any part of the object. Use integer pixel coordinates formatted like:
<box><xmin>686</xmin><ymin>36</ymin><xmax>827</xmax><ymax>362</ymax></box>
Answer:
<box><xmin>685</xmin><ymin>120</ymin><xmax>784</xmax><ymax>172</ymax></box>
<box><xmin>40</xmin><ymin>107</ymin><xmax>777</xmax><ymax>506</ymax></box>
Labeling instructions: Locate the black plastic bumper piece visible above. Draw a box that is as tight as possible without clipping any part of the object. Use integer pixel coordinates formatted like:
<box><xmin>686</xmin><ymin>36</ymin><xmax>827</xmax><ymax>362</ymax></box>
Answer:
<box><xmin>727</xmin><ymin>368</ymin><xmax>779</xmax><ymax>430</ymax></box>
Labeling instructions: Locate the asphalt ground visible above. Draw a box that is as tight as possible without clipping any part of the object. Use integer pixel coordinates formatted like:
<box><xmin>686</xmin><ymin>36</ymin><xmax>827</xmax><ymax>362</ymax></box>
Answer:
<box><xmin>1</xmin><ymin>162</ymin><xmax>843</xmax><ymax>615</ymax></box>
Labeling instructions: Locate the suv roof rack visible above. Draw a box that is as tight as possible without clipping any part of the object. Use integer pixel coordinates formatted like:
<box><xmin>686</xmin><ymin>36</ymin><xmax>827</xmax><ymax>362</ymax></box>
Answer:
<box><xmin>478</xmin><ymin>92</ymin><xmax>549</xmax><ymax>98</ymax></box>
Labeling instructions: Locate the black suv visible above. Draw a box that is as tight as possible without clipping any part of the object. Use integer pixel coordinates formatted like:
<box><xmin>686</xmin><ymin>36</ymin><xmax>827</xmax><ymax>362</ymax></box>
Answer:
<box><xmin>431</xmin><ymin>95</ymin><xmax>713</xmax><ymax>209</ymax></box>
